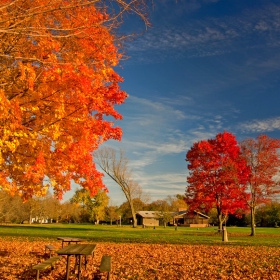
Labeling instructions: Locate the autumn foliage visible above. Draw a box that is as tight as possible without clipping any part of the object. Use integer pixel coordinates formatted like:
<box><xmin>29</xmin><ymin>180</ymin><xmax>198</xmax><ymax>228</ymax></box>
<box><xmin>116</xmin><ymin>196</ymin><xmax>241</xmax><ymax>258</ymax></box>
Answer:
<box><xmin>0</xmin><ymin>0</ymin><xmax>148</xmax><ymax>199</ymax></box>
<box><xmin>1</xmin><ymin>238</ymin><xmax>280</xmax><ymax>279</ymax></box>
<box><xmin>240</xmin><ymin>135</ymin><xmax>280</xmax><ymax>235</ymax></box>
<box><xmin>186</xmin><ymin>132</ymin><xmax>250</xmax><ymax>229</ymax></box>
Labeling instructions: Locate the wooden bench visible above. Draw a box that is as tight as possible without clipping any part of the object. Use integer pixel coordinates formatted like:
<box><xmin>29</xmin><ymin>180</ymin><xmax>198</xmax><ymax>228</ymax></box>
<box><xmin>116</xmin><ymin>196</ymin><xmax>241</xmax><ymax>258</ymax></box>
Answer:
<box><xmin>99</xmin><ymin>255</ymin><xmax>112</xmax><ymax>280</ymax></box>
<box><xmin>45</xmin><ymin>244</ymin><xmax>56</xmax><ymax>257</ymax></box>
<box><xmin>32</xmin><ymin>256</ymin><xmax>61</xmax><ymax>280</ymax></box>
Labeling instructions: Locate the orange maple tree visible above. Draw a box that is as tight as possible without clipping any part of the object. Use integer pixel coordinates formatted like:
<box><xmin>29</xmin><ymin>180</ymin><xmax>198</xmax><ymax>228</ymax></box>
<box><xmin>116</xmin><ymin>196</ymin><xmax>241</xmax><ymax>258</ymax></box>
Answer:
<box><xmin>186</xmin><ymin>132</ymin><xmax>250</xmax><ymax>231</ymax></box>
<box><xmin>0</xmin><ymin>0</ymin><xmax>148</xmax><ymax>199</ymax></box>
<box><xmin>240</xmin><ymin>135</ymin><xmax>280</xmax><ymax>236</ymax></box>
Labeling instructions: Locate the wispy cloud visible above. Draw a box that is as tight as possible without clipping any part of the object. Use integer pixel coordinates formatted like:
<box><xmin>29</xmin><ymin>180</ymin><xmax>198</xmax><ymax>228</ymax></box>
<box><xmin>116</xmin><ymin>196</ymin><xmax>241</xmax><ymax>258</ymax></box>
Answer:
<box><xmin>238</xmin><ymin>117</ymin><xmax>280</xmax><ymax>133</ymax></box>
<box><xmin>134</xmin><ymin>171</ymin><xmax>188</xmax><ymax>199</ymax></box>
<box><xmin>127</xmin><ymin>3</ymin><xmax>280</xmax><ymax>61</ymax></box>
<box><xmin>120</xmin><ymin>95</ymin><xmax>200</xmax><ymax>139</ymax></box>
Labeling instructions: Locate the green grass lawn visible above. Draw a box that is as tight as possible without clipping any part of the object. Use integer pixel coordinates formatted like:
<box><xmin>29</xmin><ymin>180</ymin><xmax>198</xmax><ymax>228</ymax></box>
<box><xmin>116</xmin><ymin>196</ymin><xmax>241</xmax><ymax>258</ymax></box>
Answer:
<box><xmin>1</xmin><ymin>223</ymin><xmax>280</xmax><ymax>246</ymax></box>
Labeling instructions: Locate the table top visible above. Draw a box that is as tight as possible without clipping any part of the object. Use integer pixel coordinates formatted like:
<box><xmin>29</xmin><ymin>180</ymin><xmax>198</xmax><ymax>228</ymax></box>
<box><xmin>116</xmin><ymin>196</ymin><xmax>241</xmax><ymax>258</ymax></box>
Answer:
<box><xmin>57</xmin><ymin>237</ymin><xmax>83</xmax><ymax>242</ymax></box>
<box><xmin>56</xmin><ymin>244</ymin><xmax>96</xmax><ymax>256</ymax></box>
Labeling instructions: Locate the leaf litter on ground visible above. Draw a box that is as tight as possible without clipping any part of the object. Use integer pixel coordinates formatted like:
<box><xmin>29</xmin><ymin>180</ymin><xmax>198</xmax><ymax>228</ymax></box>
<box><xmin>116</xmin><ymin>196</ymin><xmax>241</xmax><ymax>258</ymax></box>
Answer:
<box><xmin>0</xmin><ymin>237</ymin><xmax>280</xmax><ymax>279</ymax></box>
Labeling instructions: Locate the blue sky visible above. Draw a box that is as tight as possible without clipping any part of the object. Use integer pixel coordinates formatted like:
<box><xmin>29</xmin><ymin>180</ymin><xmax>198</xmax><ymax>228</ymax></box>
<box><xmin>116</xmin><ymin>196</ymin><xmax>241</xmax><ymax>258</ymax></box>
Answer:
<box><xmin>66</xmin><ymin>0</ymin><xmax>280</xmax><ymax>205</ymax></box>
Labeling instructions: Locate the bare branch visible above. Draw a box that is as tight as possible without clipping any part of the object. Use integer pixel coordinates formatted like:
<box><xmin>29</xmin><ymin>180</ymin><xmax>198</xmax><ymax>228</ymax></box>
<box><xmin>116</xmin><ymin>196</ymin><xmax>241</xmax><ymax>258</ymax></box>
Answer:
<box><xmin>94</xmin><ymin>147</ymin><xmax>141</xmax><ymax>227</ymax></box>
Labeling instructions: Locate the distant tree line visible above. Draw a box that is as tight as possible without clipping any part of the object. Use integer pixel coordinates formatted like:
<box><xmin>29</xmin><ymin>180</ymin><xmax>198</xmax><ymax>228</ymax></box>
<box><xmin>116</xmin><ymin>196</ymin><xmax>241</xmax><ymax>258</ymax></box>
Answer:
<box><xmin>0</xmin><ymin>189</ymin><xmax>187</xmax><ymax>225</ymax></box>
<box><xmin>209</xmin><ymin>201</ymin><xmax>280</xmax><ymax>228</ymax></box>
<box><xmin>1</xmin><ymin>188</ymin><xmax>280</xmax><ymax>228</ymax></box>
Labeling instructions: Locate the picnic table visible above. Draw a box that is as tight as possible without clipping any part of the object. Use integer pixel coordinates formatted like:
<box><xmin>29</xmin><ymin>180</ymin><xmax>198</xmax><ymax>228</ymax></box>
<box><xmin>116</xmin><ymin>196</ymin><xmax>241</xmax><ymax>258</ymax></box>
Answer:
<box><xmin>57</xmin><ymin>243</ymin><xmax>96</xmax><ymax>280</ymax></box>
<box><xmin>57</xmin><ymin>237</ymin><xmax>83</xmax><ymax>248</ymax></box>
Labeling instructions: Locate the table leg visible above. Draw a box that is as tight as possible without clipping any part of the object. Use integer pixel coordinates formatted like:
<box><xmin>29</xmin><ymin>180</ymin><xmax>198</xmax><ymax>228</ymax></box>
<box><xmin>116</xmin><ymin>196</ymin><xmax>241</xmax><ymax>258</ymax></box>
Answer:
<box><xmin>66</xmin><ymin>255</ymin><xmax>71</xmax><ymax>280</ymax></box>
<box><xmin>74</xmin><ymin>255</ymin><xmax>78</xmax><ymax>273</ymax></box>
<box><xmin>83</xmin><ymin>252</ymin><xmax>94</xmax><ymax>269</ymax></box>
<box><xmin>77</xmin><ymin>255</ymin><xmax>82</xmax><ymax>280</ymax></box>
<box><xmin>84</xmin><ymin>256</ymin><xmax>87</xmax><ymax>269</ymax></box>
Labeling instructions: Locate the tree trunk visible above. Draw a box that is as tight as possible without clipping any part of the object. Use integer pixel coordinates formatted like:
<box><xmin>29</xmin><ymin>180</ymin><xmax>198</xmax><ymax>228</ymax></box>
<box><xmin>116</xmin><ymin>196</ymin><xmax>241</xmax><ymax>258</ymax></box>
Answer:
<box><xmin>217</xmin><ymin>211</ymin><xmax>228</xmax><ymax>233</ymax></box>
<box><xmin>222</xmin><ymin>226</ymin><xmax>228</xmax><ymax>242</ymax></box>
<box><xmin>131</xmin><ymin>209</ymin><xmax>137</xmax><ymax>228</ymax></box>
<box><xmin>250</xmin><ymin>206</ymin><xmax>256</xmax><ymax>236</ymax></box>
<box><xmin>218</xmin><ymin>213</ymin><xmax>223</xmax><ymax>232</ymax></box>
<box><xmin>127</xmin><ymin>196</ymin><xmax>137</xmax><ymax>227</ymax></box>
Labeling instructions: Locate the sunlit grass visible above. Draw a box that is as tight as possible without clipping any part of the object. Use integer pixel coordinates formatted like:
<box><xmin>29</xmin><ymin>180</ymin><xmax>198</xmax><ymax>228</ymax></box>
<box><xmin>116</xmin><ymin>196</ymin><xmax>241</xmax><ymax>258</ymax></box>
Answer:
<box><xmin>1</xmin><ymin>223</ymin><xmax>280</xmax><ymax>246</ymax></box>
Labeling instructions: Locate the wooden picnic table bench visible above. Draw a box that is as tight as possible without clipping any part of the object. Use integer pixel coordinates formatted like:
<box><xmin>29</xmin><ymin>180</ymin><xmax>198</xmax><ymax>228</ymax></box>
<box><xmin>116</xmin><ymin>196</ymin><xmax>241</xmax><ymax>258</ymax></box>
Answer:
<box><xmin>45</xmin><ymin>244</ymin><xmax>56</xmax><ymax>257</ymax></box>
<box><xmin>57</xmin><ymin>243</ymin><xmax>96</xmax><ymax>280</ymax></box>
<box><xmin>32</xmin><ymin>256</ymin><xmax>61</xmax><ymax>280</ymax></box>
<box><xmin>57</xmin><ymin>237</ymin><xmax>83</xmax><ymax>248</ymax></box>
<box><xmin>99</xmin><ymin>255</ymin><xmax>112</xmax><ymax>280</ymax></box>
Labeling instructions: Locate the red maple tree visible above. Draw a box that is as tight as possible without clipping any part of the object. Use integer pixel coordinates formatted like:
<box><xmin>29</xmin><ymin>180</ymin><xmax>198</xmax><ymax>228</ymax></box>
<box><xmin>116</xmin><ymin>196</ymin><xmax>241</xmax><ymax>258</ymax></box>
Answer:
<box><xmin>186</xmin><ymin>131</ymin><xmax>250</xmax><ymax>231</ymax></box>
<box><xmin>240</xmin><ymin>135</ymin><xmax>280</xmax><ymax>236</ymax></box>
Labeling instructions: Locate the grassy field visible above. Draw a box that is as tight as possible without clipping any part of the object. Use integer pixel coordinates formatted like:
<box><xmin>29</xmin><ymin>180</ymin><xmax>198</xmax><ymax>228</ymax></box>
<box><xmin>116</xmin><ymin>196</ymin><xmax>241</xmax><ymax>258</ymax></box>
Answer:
<box><xmin>1</xmin><ymin>223</ymin><xmax>280</xmax><ymax>247</ymax></box>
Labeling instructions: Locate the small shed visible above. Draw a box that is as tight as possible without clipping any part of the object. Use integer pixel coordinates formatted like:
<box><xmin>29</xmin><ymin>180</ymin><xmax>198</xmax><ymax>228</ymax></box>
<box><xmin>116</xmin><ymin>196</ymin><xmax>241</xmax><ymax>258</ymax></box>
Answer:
<box><xmin>183</xmin><ymin>210</ymin><xmax>210</xmax><ymax>227</ymax></box>
<box><xmin>136</xmin><ymin>211</ymin><xmax>160</xmax><ymax>227</ymax></box>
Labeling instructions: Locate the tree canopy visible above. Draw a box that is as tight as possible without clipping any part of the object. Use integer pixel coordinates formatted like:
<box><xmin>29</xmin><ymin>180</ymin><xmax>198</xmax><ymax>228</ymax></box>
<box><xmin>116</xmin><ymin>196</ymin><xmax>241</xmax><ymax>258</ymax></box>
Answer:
<box><xmin>71</xmin><ymin>188</ymin><xmax>109</xmax><ymax>223</ymax></box>
<box><xmin>186</xmin><ymin>131</ymin><xmax>250</xmax><ymax>230</ymax></box>
<box><xmin>0</xmin><ymin>0</ymin><xmax>148</xmax><ymax>200</ymax></box>
<box><xmin>240</xmin><ymin>134</ymin><xmax>280</xmax><ymax>235</ymax></box>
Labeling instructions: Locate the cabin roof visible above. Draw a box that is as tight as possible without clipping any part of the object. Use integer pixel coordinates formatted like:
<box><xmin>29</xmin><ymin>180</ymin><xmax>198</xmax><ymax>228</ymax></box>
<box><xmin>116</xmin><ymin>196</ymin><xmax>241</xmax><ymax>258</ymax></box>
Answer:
<box><xmin>173</xmin><ymin>210</ymin><xmax>188</xmax><ymax>217</ymax></box>
<box><xmin>193</xmin><ymin>210</ymin><xmax>210</xmax><ymax>219</ymax></box>
<box><xmin>136</xmin><ymin>211</ymin><xmax>160</xmax><ymax>218</ymax></box>
<box><xmin>136</xmin><ymin>210</ymin><xmax>210</xmax><ymax>219</ymax></box>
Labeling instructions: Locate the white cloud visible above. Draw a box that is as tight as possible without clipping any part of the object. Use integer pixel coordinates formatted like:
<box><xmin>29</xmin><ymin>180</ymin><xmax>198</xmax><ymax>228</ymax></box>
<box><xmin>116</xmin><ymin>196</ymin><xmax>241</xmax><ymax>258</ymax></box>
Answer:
<box><xmin>255</xmin><ymin>21</ymin><xmax>269</xmax><ymax>31</ymax></box>
<box><xmin>122</xmin><ymin>96</ymin><xmax>198</xmax><ymax>137</ymax></box>
<box><xmin>134</xmin><ymin>171</ymin><xmax>188</xmax><ymax>200</ymax></box>
<box><xmin>115</xmin><ymin>94</ymin><xmax>231</xmax><ymax>165</ymax></box>
<box><xmin>238</xmin><ymin>117</ymin><xmax>280</xmax><ymax>133</ymax></box>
